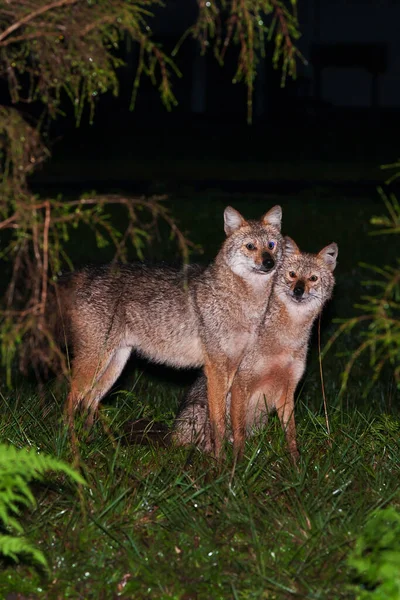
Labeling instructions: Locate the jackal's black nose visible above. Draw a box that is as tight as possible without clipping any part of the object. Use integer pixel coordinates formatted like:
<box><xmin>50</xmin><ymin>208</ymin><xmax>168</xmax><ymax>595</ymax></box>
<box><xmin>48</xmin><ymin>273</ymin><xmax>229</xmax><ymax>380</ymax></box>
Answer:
<box><xmin>293</xmin><ymin>281</ymin><xmax>305</xmax><ymax>297</ymax></box>
<box><xmin>260</xmin><ymin>252</ymin><xmax>275</xmax><ymax>272</ymax></box>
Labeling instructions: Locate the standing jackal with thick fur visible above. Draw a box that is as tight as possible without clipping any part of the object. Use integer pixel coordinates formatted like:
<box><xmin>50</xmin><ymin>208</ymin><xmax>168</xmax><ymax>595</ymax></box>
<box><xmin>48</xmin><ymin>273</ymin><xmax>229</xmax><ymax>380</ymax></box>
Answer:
<box><xmin>173</xmin><ymin>237</ymin><xmax>338</xmax><ymax>461</ymax></box>
<box><xmin>57</xmin><ymin>205</ymin><xmax>284</xmax><ymax>456</ymax></box>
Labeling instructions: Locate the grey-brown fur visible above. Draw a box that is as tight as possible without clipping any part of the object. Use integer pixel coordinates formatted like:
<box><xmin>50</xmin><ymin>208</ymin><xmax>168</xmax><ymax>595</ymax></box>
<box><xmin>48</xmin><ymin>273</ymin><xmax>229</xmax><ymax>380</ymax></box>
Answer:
<box><xmin>58</xmin><ymin>206</ymin><xmax>284</xmax><ymax>455</ymax></box>
<box><xmin>172</xmin><ymin>374</ymin><xmax>270</xmax><ymax>453</ymax></box>
<box><xmin>173</xmin><ymin>237</ymin><xmax>338</xmax><ymax>460</ymax></box>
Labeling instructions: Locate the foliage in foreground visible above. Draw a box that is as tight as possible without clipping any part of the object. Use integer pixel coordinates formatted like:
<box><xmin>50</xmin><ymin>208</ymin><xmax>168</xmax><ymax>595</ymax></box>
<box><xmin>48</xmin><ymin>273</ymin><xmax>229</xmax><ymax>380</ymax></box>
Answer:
<box><xmin>0</xmin><ymin>442</ymin><xmax>84</xmax><ymax>568</ymax></box>
<box><xmin>349</xmin><ymin>506</ymin><xmax>400</xmax><ymax>600</ymax></box>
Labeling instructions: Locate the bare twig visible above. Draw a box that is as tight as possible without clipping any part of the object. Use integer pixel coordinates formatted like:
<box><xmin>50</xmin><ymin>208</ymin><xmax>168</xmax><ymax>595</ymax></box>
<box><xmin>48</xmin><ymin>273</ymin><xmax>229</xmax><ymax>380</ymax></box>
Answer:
<box><xmin>0</xmin><ymin>0</ymin><xmax>79</xmax><ymax>43</ymax></box>
<box><xmin>318</xmin><ymin>314</ymin><xmax>331</xmax><ymax>445</ymax></box>
<box><xmin>80</xmin><ymin>15</ymin><xmax>116</xmax><ymax>37</ymax></box>
<box><xmin>0</xmin><ymin>213</ymin><xmax>19</xmax><ymax>230</ymax></box>
<box><xmin>271</xmin><ymin>0</ymin><xmax>294</xmax><ymax>54</ymax></box>
<box><xmin>40</xmin><ymin>200</ymin><xmax>51</xmax><ymax>315</ymax></box>
<box><xmin>0</xmin><ymin>31</ymin><xmax>58</xmax><ymax>48</ymax></box>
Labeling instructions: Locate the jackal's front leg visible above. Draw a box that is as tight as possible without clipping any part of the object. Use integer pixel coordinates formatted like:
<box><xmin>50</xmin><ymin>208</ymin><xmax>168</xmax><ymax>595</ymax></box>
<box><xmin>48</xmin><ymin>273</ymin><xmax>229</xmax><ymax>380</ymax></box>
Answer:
<box><xmin>204</xmin><ymin>358</ymin><xmax>237</xmax><ymax>459</ymax></box>
<box><xmin>229</xmin><ymin>377</ymin><xmax>248</xmax><ymax>461</ymax></box>
<box><xmin>276</xmin><ymin>386</ymin><xmax>299</xmax><ymax>464</ymax></box>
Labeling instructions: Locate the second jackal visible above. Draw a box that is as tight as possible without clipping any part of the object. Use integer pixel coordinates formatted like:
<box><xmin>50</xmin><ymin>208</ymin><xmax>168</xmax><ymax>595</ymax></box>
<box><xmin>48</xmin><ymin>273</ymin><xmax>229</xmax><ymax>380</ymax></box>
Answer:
<box><xmin>173</xmin><ymin>236</ymin><xmax>338</xmax><ymax>460</ymax></box>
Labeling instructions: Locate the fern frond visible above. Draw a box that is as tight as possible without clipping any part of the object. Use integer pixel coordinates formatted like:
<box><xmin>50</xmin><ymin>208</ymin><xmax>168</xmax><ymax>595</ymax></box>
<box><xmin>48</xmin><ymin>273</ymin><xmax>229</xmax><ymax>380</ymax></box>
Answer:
<box><xmin>0</xmin><ymin>534</ymin><xmax>47</xmax><ymax>567</ymax></box>
<box><xmin>0</xmin><ymin>443</ymin><xmax>85</xmax><ymax>568</ymax></box>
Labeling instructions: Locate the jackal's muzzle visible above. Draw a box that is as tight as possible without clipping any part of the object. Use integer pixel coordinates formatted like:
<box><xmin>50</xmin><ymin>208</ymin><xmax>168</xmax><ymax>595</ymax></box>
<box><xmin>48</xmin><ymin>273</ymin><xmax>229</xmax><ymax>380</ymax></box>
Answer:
<box><xmin>259</xmin><ymin>252</ymin><xmax>275</xmax><ymax>273</ymax></box>
<box><xmin>293</xmin><ymin>280</ymin><xmax>305</xmax><ymax>298</ymax></box>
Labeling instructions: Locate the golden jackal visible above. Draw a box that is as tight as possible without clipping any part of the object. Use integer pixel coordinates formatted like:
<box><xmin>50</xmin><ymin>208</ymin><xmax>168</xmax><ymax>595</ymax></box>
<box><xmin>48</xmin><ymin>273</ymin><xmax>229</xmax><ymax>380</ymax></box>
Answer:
<box><xmin>57</xmin><ymin>206</ymin><xmax>284</xmax><ymax>456</ymax></box>
<box><xmin>173</xmin><ymin>237</ymin><xmax>338</xmax><ymax>461</ymax></box>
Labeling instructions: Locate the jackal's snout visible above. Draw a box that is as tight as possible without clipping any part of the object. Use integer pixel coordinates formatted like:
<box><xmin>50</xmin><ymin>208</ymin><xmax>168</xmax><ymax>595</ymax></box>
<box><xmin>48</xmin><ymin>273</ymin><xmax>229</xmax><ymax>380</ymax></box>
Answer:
<box><xmin>293</xmin><ymin>280</ymin><xmax>305</xmax><ymax>298</ymax></box>
<box><xmin>259</xmin><ymin>251</ymin><xmax>275</xmax><ymax>272</ymax></box>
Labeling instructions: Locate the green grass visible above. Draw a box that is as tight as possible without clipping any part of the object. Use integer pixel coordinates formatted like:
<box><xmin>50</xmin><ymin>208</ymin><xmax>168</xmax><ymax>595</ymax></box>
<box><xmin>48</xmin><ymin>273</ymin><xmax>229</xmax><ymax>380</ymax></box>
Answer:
<box><xmin>1</xmin><ymin>378</ymin><xmax>399</xmax><ymax>599</ymax></box>
<box><xmin>1</xmin><ymin>186</ymin><xmax>399</xmax><ymax>599</ymax></box>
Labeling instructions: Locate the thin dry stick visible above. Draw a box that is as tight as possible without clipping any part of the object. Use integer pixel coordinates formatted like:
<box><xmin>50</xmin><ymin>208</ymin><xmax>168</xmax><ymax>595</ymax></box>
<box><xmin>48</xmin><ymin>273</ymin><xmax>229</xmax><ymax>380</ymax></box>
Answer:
<box><xmin>40</xmin><ymin>200</ymin><xmax>51</xmax><ymax>315</ymax></box>
<box><xmin>230</xmin><ymin>452</ymin><xmax>238</xmax><ymax>487</ymax></box>
<box><xmin>0</xmin><ymin>0</ymin><xmax>79</xmax><ymax>44</ymax></box>
<box><xmin>0</xmin><ymin>213</ymin><xmax>19</xmax><ymax>230</ymax></box>
<box><xmin>0</xmin><ymin>31</ymin><xmax>59</xmax><ymax>48</ymax></box>
<box><xmin>271</xmin><ymin>0</ymin><xmax>294</xmax><ymax>55</ymax></box>
<box><xmin>31</xmin><ymin>207</ymin><xmax>42</xmax><ymax>307</ymax></box>
<box><xmin>318</xmin><ymin>314</ymin><xmax>332</xmax><ymax>446</ymax></box>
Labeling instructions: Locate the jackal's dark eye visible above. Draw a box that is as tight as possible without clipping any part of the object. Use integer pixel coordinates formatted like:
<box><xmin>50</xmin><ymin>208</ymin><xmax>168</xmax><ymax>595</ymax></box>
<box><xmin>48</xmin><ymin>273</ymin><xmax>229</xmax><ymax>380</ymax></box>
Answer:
<box><xmin>246</xmin><ymin>243</ymin><xmax>256</xmax><ymax>251</ymax></box>
<box><xmin>268</xmin><ymin>241</ymin><xmax>275</xmax><ymax>250</ymax></box>
<box><xmin>309</xmin><ymin>275</ymin><xmax>318</xmax><ymax>282</ymax></box>
<box><xmin>289</xmin><ymin>271</ymin><xmax>296</xmax><ymax>278</ymax></box>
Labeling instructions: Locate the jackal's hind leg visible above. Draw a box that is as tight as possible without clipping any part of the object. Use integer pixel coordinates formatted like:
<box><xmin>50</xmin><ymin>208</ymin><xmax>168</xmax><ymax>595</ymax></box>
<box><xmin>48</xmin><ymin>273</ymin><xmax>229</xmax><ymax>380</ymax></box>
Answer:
<box><xmin>67</xmin><ymin>347</ymin><xmax>131</xmax><ymax>426</ymax></box>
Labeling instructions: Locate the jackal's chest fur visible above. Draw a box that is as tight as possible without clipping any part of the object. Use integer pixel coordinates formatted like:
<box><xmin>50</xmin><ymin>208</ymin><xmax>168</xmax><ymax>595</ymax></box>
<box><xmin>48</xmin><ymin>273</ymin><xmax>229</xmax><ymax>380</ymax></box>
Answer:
<box><xmin>243</xmin><ymin>345</ymin><xmax>304</xmax><ymax>422</ymax></box>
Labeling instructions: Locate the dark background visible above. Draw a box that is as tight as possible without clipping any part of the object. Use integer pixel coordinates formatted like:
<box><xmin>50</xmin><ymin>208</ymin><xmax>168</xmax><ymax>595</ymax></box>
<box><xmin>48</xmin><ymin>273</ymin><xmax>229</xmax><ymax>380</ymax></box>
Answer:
<box><xmin>11</xmin><ymin>0</ymin><xmax>398</xmax><ymax>197</ymax></box>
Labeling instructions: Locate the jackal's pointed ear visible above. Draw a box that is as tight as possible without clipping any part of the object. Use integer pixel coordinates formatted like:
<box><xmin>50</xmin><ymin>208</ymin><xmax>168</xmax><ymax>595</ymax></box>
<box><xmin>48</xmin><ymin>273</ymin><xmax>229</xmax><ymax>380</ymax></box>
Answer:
<box><xmin>224</xmin><ymin>206</ymin><xmax>247</xmax><ymax>236</ymax></box>
<box><xmin>284</xmin><ymin>236</ymin><xmax>300</xmax><ymax>256</ymax></box>
<box><xmin>261</xmin><ymin>205</ymin><xmax>282</xmax><ymax>230</ymax></box>
<box><xmin>318</xmin><ymin>243</ymin><xmax>338</xmax><ymax>272</ymax></box>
